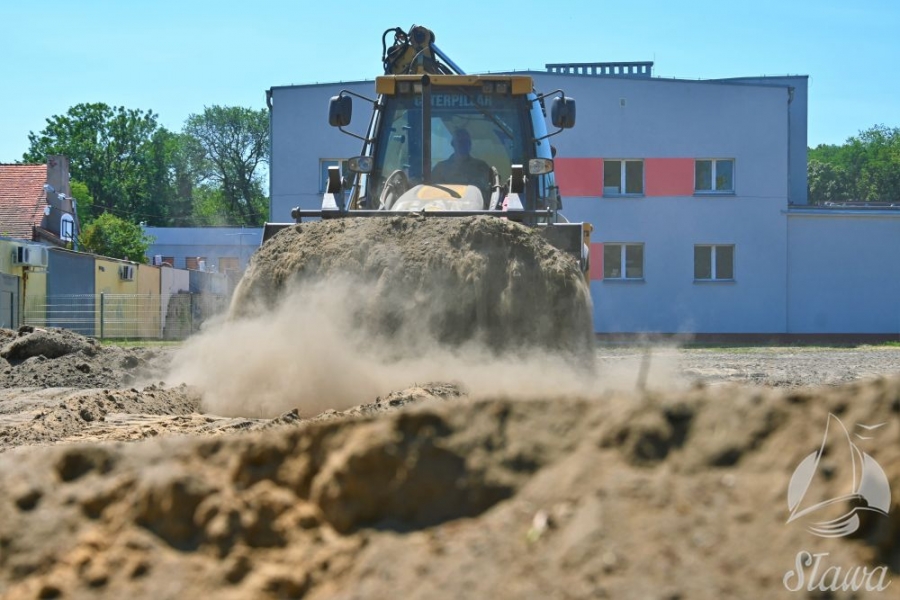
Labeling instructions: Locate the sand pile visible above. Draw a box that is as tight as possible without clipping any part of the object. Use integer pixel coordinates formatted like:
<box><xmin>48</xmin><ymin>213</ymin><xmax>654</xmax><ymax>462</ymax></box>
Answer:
<box><xmin>0</xmin><ymin>327</ymin><xmax>172</xmax><ymax>390</ymax></box>
<box><xmin>230</xmin><ymin>216</ymin><xmax>594</xmax><ymax>356</ymax></box>
<box><xmin>0</xmin><ymin>375</ymin><xmax>897</xmax><ymax>599</ymax></box>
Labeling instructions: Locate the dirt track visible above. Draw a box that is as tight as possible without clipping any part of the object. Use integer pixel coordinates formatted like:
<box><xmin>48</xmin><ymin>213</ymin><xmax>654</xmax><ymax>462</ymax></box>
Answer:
<box><xmin>1</xmin><ymin>324</ymin><xmax>899</xmax><ymax>599</ymax></box>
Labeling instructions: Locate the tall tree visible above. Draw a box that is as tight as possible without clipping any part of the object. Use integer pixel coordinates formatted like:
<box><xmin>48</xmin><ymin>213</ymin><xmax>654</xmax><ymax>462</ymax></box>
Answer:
<box><xmin>69</xmin><ymin>180</ymin><xmax>95</xmax><ymax>227</ymax></box>
<box><xmin>79</xmin><ymin>213</ymin><xmax>154</xmax><ymax>263</ymax></box>
<box><xmin>183</xmin><ymin>106</ymin><xmax>269</xmax><ymax>226</ymax></box>
<box><xmin>23</xmin><ymin>103</ymin><xmax>163</xmax><ymax>223</ymax></box>
<box><xmin>145</xmin><ymin>129</ymin><xmax>202</xmax><ymax>226</ymax></box>
<box><xmin>808</xmin><ymin>125</ymin><xmax>900</xmax><ymax>204</ymax></box>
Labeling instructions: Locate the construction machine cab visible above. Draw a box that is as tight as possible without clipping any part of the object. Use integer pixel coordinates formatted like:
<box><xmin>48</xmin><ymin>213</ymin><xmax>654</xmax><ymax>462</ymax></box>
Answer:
<box><xmin>270</xmin><ymin>25</ymin><xmax>590</xmax><ymax>275</ymax></box>
<box><xmin>330</xmin><ymin>72</ymin><xmax>575</xmax><ymax>219</ymax></box>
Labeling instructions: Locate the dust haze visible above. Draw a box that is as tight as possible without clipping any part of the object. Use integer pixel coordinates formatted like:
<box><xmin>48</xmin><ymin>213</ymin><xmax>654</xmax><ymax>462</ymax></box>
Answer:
<box><xmin>168</xmin><ymin>276</ymin><xmax>685</xmax><ymax>418</ymax></box>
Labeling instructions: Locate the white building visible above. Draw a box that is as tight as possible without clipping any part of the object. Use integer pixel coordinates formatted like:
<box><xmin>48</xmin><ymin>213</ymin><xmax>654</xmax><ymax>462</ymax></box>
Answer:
<box><xmin>267</xmin><ymin>63</ymin><xmax>900</xmax><ymax>340</ymax></box>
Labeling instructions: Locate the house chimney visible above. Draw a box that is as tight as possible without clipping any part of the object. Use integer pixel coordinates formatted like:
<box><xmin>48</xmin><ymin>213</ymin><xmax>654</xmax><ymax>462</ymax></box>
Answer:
<box><xmin>46</xmin><ymin>155</ymin><xmax>71</xmax><ymax>197</ymax></box>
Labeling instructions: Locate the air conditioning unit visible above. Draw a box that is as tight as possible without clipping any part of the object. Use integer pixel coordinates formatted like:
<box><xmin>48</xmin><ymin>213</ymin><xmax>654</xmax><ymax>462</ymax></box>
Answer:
<box><xmin>119</xmin><ymin>265</ymin><xmax>135</xmax><ymax>281</ymax></box>
<box><xmin>11</xmin><ymin>245</ymin><xmax>48</xmax><ymax>267</ymax></box>
<box><xmin>152</xmin><ymin>254</ymin><xmax>163</xmax><ymax>266</ymax></box>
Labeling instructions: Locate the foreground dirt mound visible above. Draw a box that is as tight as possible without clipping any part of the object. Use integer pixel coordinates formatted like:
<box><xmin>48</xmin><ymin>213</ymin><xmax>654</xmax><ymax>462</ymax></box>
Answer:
<box><xmin>230</xmin><ymin>216</ymin><xmax>594</xmax><ymax>355</ymax></box>
<box><xmin>0</xmin><ymin>327</ymin><xmax>172</xmax><ymax>389</ymax></box>
<box><xmin>1</xmin><ymin>377</ymin><xmax>897</xmax><ymax>599</ymax></box>
<box><xmin>0</xmin><ymin>386</ymin><xmax>203</xmax><ymax>452</ymax></box>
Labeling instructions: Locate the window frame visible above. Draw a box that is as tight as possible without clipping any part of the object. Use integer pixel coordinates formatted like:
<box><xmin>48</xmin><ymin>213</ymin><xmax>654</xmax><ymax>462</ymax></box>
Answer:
<box><xmin>694</xmin><ymin>158</ymin><xmax>735</xmax><ymax>194</ymax></box>
<box><xmin>603</xmin><ymin>242</ymin><xmax>645</xmax><ymax>281</ymax></box>
<box><xmin>218</xmin><ymin>257</ymin><xmax>241</xmax><ymax>273</ymax></box>
<box><xmin>603</xmin><ymin>159</ymin><xmax>644</xmax><ymax>197</ymax></box>
<box><xmin>185</xmin><ymin>256</ymin><xmax>208</xmax><ymax>271</ymax></box>
<box><xmin>60</xmin><ymin>213</ymin><xmax>75</xmax><ymax>242</ymax></box>
<box><xmin>693</xmin><ymin>244</ymin><xmax>735</xmax><ymax>282</ymax></box>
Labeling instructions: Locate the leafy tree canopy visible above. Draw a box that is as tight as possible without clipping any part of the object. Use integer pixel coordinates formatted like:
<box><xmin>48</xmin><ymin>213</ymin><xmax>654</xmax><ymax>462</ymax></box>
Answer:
<box><xmin>24</xmin><ymin>102</ymin><xmax>270</xmax><ymax>227</ymax></box>
<box><xmin>808</xmin><ymin>125</ymin><xmax>900</xmax><ymax>204</ymax></box>
<box><xmin>79</xmin><ymin>213</ymin><xmax>154</xmax><ymax>263</ymax></box>
<box><xmin>184</xmin><ymin>106</ymin><xmax>269</xmax><ymax>226</ymax></box>
<box><xmin>24</xmin><ymin>103</ymin><xmax>163</xmax><ymax>223</ymax></box>
<box><xmin>69</xmin><ymin>180</ymin><xmax>94</xmax><ymax>228</ymax></box>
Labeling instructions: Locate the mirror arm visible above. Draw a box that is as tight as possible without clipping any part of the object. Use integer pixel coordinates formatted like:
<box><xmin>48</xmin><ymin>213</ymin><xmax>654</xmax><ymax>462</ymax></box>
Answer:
<box><xmin>534</xmin><ymin>127</ymin><xmax>565</xmax><ymax>143</ymax></box>
<box><xmin>532</xmin><ymin>89</ymin><xmax>565</xmax><ymax>103</ymax></box>
<box><xmin>335</xmin><ymin>90</ymin><xmax>378</xmax><ymax>143</ymax></box>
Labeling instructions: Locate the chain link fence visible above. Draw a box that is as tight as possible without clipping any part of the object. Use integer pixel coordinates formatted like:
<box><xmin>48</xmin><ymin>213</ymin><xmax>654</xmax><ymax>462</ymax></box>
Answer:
<box><xmin>22</xmin><ymin>293</ymin><xmax>231</xmax><ymax>340</ymax></box>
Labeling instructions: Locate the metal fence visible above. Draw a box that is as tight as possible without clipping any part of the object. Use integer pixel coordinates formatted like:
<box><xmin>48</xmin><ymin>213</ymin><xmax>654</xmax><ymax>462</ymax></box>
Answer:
<box><xmin>22</xmin><ymin>293</ymin><xmax>231</xmax><ymax>340</ymax></box>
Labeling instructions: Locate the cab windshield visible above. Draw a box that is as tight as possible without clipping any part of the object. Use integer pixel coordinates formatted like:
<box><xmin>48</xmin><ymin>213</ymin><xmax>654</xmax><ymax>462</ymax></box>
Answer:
<box><xmin>370</xmin><ymin>89</ymin><xmax>530</xmax><ymax>199</ymax></box>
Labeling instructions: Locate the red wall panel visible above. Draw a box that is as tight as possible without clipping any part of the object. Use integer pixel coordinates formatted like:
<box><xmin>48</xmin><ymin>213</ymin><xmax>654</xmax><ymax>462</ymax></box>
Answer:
<box><xmin>644</xmin><ymin>158</ymin><xmax>695</xmax><ymax>197</ymax></box>
<box><xmin>554</xmin><ymin>158</ymin><xmax>603</xmax><ymax>197</ymax></box>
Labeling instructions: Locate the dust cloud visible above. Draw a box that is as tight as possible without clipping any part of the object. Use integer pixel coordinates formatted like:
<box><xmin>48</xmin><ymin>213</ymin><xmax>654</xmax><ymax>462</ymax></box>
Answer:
<box><xmin>168</xmin><ymin>276</ymin><xmax>686</xmax><ymax>418</ymax></box>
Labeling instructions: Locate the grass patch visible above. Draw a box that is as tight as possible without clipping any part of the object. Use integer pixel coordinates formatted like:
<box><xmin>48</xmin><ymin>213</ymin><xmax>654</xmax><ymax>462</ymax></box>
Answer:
<box><xmin>99</xmin><ymin>339</ymin><xmax>182</xmax><ymax>348</ymax></box>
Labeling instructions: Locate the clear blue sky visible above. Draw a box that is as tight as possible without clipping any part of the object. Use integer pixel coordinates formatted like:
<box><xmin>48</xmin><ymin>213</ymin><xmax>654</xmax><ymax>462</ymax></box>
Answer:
<box><xmin>1</xmin><ymin>0</ymin><xmax>897</xmax><ymax>164</ymax></box>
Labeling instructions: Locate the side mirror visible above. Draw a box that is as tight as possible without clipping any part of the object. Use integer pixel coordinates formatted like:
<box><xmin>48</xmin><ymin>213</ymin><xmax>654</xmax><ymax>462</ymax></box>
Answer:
<box><xmin>551</xmin><ymin>96</ymin><xmax>576</xmax><ymax>129</ymax></box>
<box><xmin>329</xmin><ymin>95</ymin><xmax>352</xmax><ymax>127</ymax></box>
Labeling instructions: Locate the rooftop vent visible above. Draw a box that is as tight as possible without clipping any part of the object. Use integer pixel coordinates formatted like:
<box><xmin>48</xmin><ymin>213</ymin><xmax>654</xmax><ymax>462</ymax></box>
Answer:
<box><xmin>545</xmin><ymin>62</ymin><xmax>653</xmax><ymax>78</ymax></box>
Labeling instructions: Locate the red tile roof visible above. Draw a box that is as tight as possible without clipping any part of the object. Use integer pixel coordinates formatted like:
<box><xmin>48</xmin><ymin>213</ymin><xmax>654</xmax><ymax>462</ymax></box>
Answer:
<box><xmin>0</xmin><ymin>164</ymin><xmax>46</xmax><ymax>240</ymax></box>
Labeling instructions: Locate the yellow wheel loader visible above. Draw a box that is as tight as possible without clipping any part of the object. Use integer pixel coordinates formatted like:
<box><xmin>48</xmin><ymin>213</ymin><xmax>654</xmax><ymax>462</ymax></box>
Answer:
<box><xmin>265</xmin><ymin>25</ymin><xmax>591</xmax><ymax>269</ymax></box>
<box><xmin>243</xmin><ymin>25</ymin><xmax>595</xmax><ymax>356</ymax></box>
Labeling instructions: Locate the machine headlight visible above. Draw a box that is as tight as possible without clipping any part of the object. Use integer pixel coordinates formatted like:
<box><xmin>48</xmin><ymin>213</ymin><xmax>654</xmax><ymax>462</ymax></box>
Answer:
<box><xmin>528</xmin><ymin>158</ymin><xmax>554</xmax><ymax>175</ymax></box>
<box><xmin>348</xmin><ymin>156</ymin><xmax>373</xmax><ymax>174</ymax></box>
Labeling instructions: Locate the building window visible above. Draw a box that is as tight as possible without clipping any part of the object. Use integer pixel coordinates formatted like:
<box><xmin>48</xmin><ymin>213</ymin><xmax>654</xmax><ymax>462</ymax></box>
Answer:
<box><xmin>60</xmin><ymin>214</ymin><xmax>75</xmax><ymax>242</ymax></box>
<box><xmin>694</xmin><ymin>245</ymin><xmax>734</xmax><ymax>281</ymax></box>
<box><xmin>603</xmin><ymin>160</ymin><xmax>644</xmax><ymax>196</ymax></box>
<box><xmin>218</xmin><ymin>257</ymin><xmax>240</xmax><ymax>273</ymax></box>
<box><xmin>162</xmin><ymin>256</ymin><xmax>175</xmax><ymax>267</ymax></box>
<box><xmin>695</xmin><ymin>159</ymin><xmax>734</xmax><ymax>193</ymax></box>
<box><xmin>320</xmin><ymin>159</ymin><xmax>347</xmax><ymax>192</ymax></box>
<box><xmin>603</xmin><ymin>243</ymin><xmax>644</xmax><ymax>279</ymax></box>
<box><xmin>185</xmin><ymin>256</ymin><xmax>207</xmax><ymax>271</ymax></box>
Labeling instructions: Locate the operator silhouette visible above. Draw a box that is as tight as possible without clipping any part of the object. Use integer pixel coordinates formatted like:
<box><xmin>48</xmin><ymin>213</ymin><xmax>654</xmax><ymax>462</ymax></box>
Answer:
<box><xmin>432</xmin><ymin>128</ymin><xmax>492</xmax><ymax>193</ymax></box>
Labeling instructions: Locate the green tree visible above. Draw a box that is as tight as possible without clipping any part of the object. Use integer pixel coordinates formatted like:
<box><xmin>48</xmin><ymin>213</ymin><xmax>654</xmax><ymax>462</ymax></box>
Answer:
<box><xmin>23</xmin><ymin>103</ymin><xmax>163</xmax><ymax>223</ymax></box>
<box><xmin>79</xmin><ymin>213</ymin><xmax>154</xmax><ymax>263</ymax></box>
<box><xmin>69</xmin><ymin>180</ymin><xmax>95</xmax><ymax>227</ymax></box>
<box><xmin>808</xmin><ymin>125</ymin><xmax>900</xmax><ymax>204</ymax></box>
<box><xmin>145</xmin><ymin>128</ymin><xmax>203</xmax><ymax>226</ymax></box>
<box><xmin>183</xmin><ymin>106</ymin><xmax>269</xmax><ymax>226</ymax></box>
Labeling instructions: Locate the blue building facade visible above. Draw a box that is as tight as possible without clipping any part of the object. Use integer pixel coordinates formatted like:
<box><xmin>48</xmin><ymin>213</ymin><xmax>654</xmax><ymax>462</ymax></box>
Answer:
<box><xmin>143</xmin><ymin>226</ymin><xmax>263</xmax><ymax>275</ymax></box>
<box><xmin>265</xmin><ymin>64</ymin><xmax>900</xmax><ymax>338</ymax></box>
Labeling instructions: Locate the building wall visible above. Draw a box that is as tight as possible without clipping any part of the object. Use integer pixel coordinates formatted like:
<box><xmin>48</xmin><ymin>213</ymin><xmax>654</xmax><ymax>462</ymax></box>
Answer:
<box><xmin>269</xmin><ymin>83</ymin><xmax>370</xmax><ymax>220</ymax></box>
<box><xmin>528</xmin><ymin>73</ymin><xmax>797</xmax><ymax>334</ymax></box>
<box><xmin>160</xmin><ymin>267</ymin><xmax>191</xmax><ymax>338</ymax></box>
<box><xmin>136</xmin><ymin>264</ymin><xmax>162</xmax><ymax>338</ymax></box>
<box><xmin>23</xmin><ymin>269</ymin><xmax>46</xmax><ymax>327</ymax></box>
<box><xmin>47</xmin><ymin>249</ymin><xmax>94</xmax><ymax>335</ymax></box>
<box><xmin>144</xmin><ymin>226</ymin><xmax>263</xmax><ymax>273</ymax></box>
<box><xmin>566</xmin><ymin>196</ymin><xmax>788</xmax><ymax>333</ymax></box>
<box><xmin>95</xmin><ymin>258</ymin><xmax>138</xmax><ymax>295</ymax></box>
<box><xmin>787</xmin><ymin>210</ymin><xmax>900</xmax><ymax>333</ymax></box>
<box><xmin>94</xmin><ymin>258</ymin><xmax>139</xmax><ymax>338</ymax></box>
<box><xmin>0</xmin><ymin>272</ymin><xmax>19</xmax><ymax>329</ymax></box>
<box><xmin>269</xmin><ymin>73</ymin><xmax>804</xmax><ymax>335</ymax></box>
<box><xmin>267</xmin><ymin>71</ymin><xmax>900</xmax><ymax>336</ymax></box>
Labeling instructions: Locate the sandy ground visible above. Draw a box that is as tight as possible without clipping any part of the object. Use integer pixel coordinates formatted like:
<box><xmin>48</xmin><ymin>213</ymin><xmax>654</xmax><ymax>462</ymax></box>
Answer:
<box><xmin>1</xmin><ymin>325</ymin><xmax>898</xmax><ymax>599</ymax></box>
<box><xmin>0</xmin><ymin>219</ymin><xmax>898</xmax><ymax>599</ymax></box>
